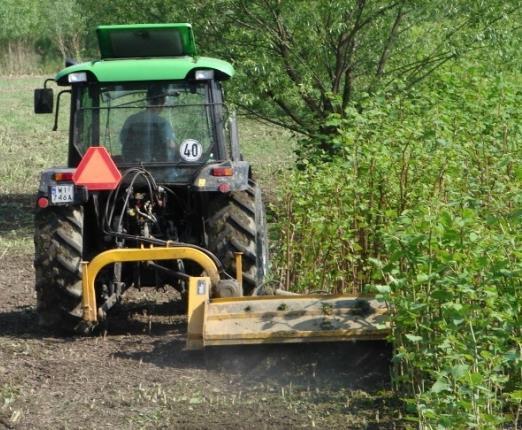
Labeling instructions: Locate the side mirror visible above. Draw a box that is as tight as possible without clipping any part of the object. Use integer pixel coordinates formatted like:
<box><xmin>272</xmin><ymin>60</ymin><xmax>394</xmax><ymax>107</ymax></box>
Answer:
<box><xmin>34</xmin><ymin>88</ymin><xmax>54</xmax><ymax>114</ymax></box>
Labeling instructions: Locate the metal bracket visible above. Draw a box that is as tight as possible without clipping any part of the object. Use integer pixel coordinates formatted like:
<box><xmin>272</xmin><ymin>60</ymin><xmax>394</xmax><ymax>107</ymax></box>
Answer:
<box><xmin>80</xmin><ymin>246</ymin><xmax>220</xmax><ymax>324</ymax></box>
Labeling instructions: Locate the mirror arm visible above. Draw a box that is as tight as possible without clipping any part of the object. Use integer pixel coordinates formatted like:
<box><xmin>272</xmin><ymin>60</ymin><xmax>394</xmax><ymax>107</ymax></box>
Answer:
<box><xmin>44</xmin><ymin>78</ymin><xmax>56</xmax><ymax>89</ymax></box>
<box><xmin>53</xmin><ymin>90</ymin><xmax>71</xmax><ymax>131</ymax></box>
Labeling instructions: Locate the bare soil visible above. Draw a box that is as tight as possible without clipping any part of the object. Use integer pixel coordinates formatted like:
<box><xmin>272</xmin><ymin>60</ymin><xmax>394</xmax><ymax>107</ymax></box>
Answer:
<box><xmin>0</xmin><ymin>253</ymin><xmax>400</xmax><ymax>430</ymax></box>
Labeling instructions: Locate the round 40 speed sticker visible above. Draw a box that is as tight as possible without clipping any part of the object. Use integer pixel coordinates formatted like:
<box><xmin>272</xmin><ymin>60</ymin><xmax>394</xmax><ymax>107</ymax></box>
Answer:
<box><xmin>179</xmin><ymin>139</ymin><xmax>203</xmax><ymax>162</ymax></box>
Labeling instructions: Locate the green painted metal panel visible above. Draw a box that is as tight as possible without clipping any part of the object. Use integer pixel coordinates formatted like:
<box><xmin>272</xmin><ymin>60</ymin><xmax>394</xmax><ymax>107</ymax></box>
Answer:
<box><xmin>96</xmin><ymin>23</ymin><xmax>197</xmax><ymax>58</ymax></box>
<box><xmin>55</xmin><ymin>57</ymin><xmax>235</xmax><ymax>83</ymax></box>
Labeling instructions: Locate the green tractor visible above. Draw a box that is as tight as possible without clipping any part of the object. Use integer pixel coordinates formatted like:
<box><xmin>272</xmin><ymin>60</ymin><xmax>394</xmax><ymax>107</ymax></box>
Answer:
<box><xmin>33</xmin><ymin>23</ymin><xmax>388</xmax><ymax>346</ymax></box>
<box><xmin>33</xmin><ymin>24</ymin><xmax>268</xmax><ymax>331</ymax></box>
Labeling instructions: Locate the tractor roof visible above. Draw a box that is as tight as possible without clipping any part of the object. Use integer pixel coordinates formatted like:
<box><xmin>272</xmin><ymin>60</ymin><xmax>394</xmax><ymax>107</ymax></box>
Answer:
<box><xmin>55</xmin><ymin>23</ymin><xmax>234</xmax><ymax>84</ymax></box>
<box><xmin>55</xmin><ymin>57</ymin><xmax>234</xmax><ymax>84</ymax></box>
<box><xmin>97</xmin><ymin>23</ymin><xmax>197</xmax><ymax>58</ymax></box>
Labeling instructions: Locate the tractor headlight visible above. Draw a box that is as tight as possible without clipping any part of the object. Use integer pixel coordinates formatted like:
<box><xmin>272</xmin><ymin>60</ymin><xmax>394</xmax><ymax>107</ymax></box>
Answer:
<box><xmin>195</xmin><ymin>70</ymin><xmax>214</xmax><ymax>80</ymax></box>
<box><xmin>68</xmin><ymin>72</ymin><xmax>87</xmax><ymax>83</ymax></box>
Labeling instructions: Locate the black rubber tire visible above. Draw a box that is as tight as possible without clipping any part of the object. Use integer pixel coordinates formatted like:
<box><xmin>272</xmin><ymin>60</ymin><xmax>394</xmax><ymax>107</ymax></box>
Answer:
<box><xmin>206</xmin><ymin>181</ymin><xmax>268</xmax><ymax>295</ymax></box>
<box><xmin>34</xmin><ymin>205</ymin><xmax>84</xmax><ymax>331</ymax></box>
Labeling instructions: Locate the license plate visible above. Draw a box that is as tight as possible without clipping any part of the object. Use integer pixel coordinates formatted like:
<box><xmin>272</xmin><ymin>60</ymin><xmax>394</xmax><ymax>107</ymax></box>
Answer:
<box><xmin>50</xmin><ymin>185</ymin><xmax>74</xmax><ymax>204</ymax></box>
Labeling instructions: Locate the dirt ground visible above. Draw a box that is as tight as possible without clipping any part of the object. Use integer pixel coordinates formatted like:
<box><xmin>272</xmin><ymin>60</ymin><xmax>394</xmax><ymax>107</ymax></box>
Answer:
<box><xmin>0</xmin><ymin>253</ymin><xmax>400</xmax><ymax>430</ymax></box>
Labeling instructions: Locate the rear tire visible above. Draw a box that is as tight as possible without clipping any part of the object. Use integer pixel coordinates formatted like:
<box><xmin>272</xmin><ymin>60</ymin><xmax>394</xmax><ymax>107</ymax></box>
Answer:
<box><xmin>206</xmin><ymin>181</ymin><xmax>268</xmax><ymax>295</ymax></box>
<box><xmin>34</xmin><ymin>206</ymin><xmax>84</xmax><ymax>331</ymax></box>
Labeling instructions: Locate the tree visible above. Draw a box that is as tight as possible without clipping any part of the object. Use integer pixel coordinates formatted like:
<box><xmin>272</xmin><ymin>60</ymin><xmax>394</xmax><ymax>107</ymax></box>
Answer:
<box><xmin>192</xmin><ymin>0</ymin><xmax>521</xmax><ymax>155</ymax></box>
<box><xmin>0</xmin><ymin>0</ymin><xmax>45</xmax><ymax>73</ymax></box>
<box><xmin>46</xmin><ymin>0</ymin><xmax>87</xmax><ymax>62</ymax></box>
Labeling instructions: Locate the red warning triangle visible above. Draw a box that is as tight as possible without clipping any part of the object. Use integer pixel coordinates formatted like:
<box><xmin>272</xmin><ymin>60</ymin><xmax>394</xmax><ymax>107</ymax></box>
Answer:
<box><xmin>73</xmin><ymin>147</ymin><xmax>121</xmax><ymax>190</ymax></box>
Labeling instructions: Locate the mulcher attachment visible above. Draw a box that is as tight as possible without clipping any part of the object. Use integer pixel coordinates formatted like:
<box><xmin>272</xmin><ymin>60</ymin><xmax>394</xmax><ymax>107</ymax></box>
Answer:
<box><xmin>187</xmin><ymin>289</ymin><xmax>389</xmax><ymax>350</ymax></box>
<box><xmin>80</xmin><ymin>246</ymin><xmax>390</xmax><ymax>348</ymax></box>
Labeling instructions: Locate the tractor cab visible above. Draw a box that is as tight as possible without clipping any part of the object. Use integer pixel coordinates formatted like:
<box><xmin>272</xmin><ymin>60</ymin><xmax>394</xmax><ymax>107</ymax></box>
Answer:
<box><xmin>34</xmin><ymin>24</ymin><xmax>241</xmax><ymax>186</ymax></box>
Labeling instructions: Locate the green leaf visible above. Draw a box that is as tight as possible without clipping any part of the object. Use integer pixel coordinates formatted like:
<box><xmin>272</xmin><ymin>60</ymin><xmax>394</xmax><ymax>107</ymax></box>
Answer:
<box><xmin>431</xmin><ymin>379</ymin><xmax>451</xmax><ymax>393</ymax></box>
<box><xmin>450</xmin><ymin>364</ymin><xmax>469</xmax><ymax>379</ymax></box>
<box><xmin>405</xmin><ymin>334</ymin><xmax>423</xmax><ymax>343</ymax></box>
<box><xmin>469</xmin><ymin>232</ymin><xmax>479</xmax><ymax>242</ymax></box>
<box><xmin>432</xmin><ymin>289</ymin><xmax>453</xmax><ymax>301</ymax></box>
<box><xmin>468</xmin><ymin>373</ymin><xmax>484</xmax><ymax>386</ymax></box>
<box><xmin>374</xmin><ymin>284</ymin><xmax>391</xmax><ymax>294</ymax></box>
<box><xmin>416</xmin><ymin>273</ymin><xmax>430</xmax><ymax>283</ymax></box>
<box><xmin>506</xmin><ymin>390</ymin><xmax>522</xmax><ymax>401</ymax></box>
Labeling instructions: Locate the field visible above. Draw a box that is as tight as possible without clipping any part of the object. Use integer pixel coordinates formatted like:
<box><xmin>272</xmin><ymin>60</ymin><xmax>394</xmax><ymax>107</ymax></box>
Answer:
<box><xmin>0</xmin><ymin>77</ymin><xmax>396</xmax><ymax>429</ymax></box>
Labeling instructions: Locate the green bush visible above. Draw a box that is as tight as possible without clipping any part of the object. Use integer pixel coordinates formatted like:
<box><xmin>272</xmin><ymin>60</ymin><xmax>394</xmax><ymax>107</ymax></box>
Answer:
<box><xmin>273</xmin><ymin>65</ymin><xmax>521</xmax><ymax>428</ymax></box>
<box><xmin>385</xmin><ymin>206</ymin><xmax>521</xmax><ymax>429</ymax></box>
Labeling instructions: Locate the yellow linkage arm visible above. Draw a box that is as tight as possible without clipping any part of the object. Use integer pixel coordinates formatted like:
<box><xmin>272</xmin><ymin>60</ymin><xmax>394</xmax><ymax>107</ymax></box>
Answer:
<box><xmin>81</xmin><ymin>246</ymin><xmax>220</xmax><ymax>323</ymax></box>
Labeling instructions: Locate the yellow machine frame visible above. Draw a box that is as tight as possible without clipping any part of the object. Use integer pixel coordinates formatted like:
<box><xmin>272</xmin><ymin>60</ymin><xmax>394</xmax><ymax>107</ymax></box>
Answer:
<box><xmin>81</xmin><ymin>246</ymin><xmax>220</xmax><ymax>322</ymax></box>
<box><xmin>80</xmin><ymin>247</ymin><xmax>390</xmax><ymax>349</ymax></box>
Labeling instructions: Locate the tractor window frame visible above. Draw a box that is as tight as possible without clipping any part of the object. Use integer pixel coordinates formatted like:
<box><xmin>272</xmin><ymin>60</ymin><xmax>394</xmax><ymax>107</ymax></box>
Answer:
<box><xmin>70</xmin><ymin>80</ymin><xmax>227</xmax><ymax>166</ymax></box>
